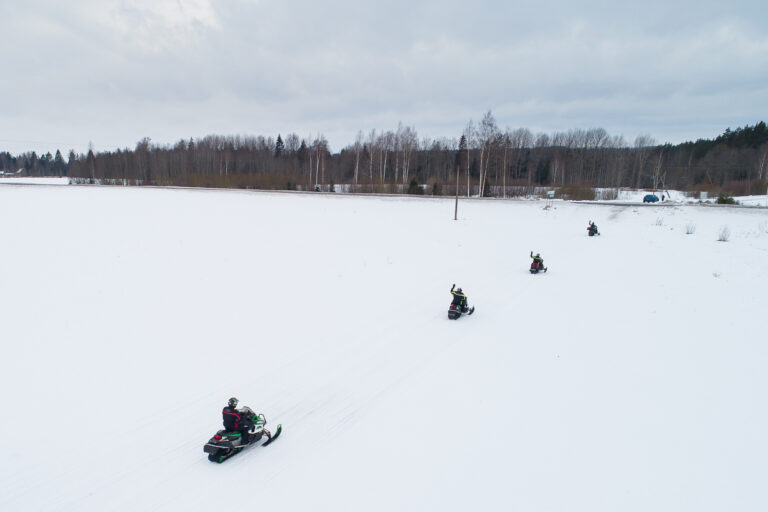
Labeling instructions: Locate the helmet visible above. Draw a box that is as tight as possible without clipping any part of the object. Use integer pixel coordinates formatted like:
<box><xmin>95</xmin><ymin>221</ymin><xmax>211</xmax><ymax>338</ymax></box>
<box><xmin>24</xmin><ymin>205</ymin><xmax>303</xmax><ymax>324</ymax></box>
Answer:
<box><xmin>536</xmin><ymin>253</ymin><xmax>540</xmax><ymax>258</ymax></box>
<box><xmin>228</xmin><ymin>397</ymin><xmax>239</xmax><ymax>408</ymax></box>
<box><xmin>456</xmin><ymin>288</ymin><xmax>462</xmax><ymax>293</ymax></box>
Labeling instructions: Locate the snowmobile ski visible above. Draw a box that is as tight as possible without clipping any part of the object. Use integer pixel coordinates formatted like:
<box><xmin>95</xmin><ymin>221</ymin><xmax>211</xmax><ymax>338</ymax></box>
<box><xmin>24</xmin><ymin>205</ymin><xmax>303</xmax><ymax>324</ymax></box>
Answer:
<box><xmin>262</xmin><ymin>424</ymin><xmax>282</xmax><ymax>447</ymax></box>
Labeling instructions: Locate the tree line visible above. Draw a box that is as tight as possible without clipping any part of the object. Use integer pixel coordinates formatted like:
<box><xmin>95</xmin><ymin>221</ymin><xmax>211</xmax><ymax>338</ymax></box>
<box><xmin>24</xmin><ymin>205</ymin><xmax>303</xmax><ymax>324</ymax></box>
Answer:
<box><xmin>2</xmin><ymin>115</ymin><xmax>766</xmax><ymax>197</ymax></box>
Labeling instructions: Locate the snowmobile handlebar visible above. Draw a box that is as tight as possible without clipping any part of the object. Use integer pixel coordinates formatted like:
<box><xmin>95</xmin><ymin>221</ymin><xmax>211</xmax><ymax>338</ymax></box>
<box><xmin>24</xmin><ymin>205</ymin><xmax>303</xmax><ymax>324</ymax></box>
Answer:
<box><xmin>237</xmin><ymin>407</ymin><xmax>266</xmax><ymax>424</ymax></box>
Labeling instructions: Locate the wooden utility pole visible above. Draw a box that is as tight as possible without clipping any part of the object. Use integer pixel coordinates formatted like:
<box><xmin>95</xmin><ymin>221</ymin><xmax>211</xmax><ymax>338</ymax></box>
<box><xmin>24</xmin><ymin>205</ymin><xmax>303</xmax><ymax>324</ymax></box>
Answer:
<box><xmin>454</xmin><ymin>165</ymin><xmax>460</xmax><ymax>220</ymax></box>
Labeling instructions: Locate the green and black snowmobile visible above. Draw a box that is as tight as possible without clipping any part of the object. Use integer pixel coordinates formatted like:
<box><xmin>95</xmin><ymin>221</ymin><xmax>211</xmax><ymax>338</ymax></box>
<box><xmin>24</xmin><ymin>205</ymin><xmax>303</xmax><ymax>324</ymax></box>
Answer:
<box><xmin>204</xmin><ymin>407</ymin><xmax>282</xmax><ymax>463</ymax></box>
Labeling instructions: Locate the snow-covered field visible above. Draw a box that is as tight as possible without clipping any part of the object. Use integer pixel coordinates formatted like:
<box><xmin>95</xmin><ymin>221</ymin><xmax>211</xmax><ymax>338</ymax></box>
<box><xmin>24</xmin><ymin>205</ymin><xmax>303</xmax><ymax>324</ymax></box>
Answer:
<box><xmin>614</xmin><ymin>188</ymin><xmax>690</xmax><ymax>202</ymax></box>
<box><xmin>1</xmin><ymin>185</ymin><xmax>766</xmax><ymax>511</ymax></box>
<box><xmin>610</xmin><ymin>188</ymin><xmax>768</xmax><ymax>206</ymax></box>
<box><xmin>732</xmin><ymin>194</ymin><xmax>768</xmax><ymax>207</ymax></box>
<box><xmin>0</xmin><ymin>177</ymin><xmax>70</xmax><ymax>185</ymax></box>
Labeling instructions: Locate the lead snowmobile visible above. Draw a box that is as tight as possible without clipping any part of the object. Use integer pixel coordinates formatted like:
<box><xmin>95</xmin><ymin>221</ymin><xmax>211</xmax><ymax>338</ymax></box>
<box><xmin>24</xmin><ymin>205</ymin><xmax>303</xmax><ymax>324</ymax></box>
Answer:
<box><xmin>448</xmin><ymin>302</ymin><xmax>475</xmax><ymax>319</ymax></box>
<box><xmin>448</xmin><ymin>284</ymin><xmax>475</xmax><ymax>319</ymax></box>
<box><xmin>530</xmin><ymin>252</ymin><xmax>547</xmax><ymax>274</ymax></box>
<box><xmin>204</xmin><ymin>407</ymin><xmax>282</xmax><ymax>463</ymax></box>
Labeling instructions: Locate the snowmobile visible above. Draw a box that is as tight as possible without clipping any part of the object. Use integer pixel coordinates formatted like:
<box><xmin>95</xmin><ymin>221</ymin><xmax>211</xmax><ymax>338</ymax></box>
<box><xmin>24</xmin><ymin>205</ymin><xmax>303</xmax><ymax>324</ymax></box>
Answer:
<box><xmin>530</xmin><ymin>261</ymin><xmax>547</xmax><ymax>274</ymax></box>
<box><xmin>204</xmin><ymin>407</ymin><xmax>282</xmax><ymax>463</ymax></box>
<box><xmin>448</xmin><ymin>302</ymin><xmax>475</xmax><ymax>319</ymax></box>
<box><xmin>587</xmin><ymin>224</ymin><xmax>599</xmax><ymax>236</ymax></box>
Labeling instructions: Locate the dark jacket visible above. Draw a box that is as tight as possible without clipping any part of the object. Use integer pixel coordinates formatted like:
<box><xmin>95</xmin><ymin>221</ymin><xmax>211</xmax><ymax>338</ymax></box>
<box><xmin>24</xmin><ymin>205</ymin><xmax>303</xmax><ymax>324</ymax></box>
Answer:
<box><xmin>451</xmin><ymin>287</ymin><xmax>467</xmax><ymax>306</ymax></box>
<box><xmin>222</xmin><ymin>406</ymin><xmax>243</xmax><ymax>431</ymax></box>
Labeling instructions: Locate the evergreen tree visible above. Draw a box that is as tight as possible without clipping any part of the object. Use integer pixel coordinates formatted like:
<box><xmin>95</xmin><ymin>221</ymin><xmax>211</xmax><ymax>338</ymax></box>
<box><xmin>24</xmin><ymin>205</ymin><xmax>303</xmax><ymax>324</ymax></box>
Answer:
<box><xmin>68</xmin><ymin>150</ymin><xmax>77</xmax><ymax>175</ymax></box>
<box><xmin>298</xmin><ymin>140</ymin><xmax>308</xmax><ymax>165</ymax></box>
<box><xmin>86</xmin><ymin>148</ymin><xmax>95</xmax><ymax>181</ymax></box>
<box><xmin>407</xmin><ymin>177</ymin><xmax>424</xmax><ymax>195</ymax></box>
<box><xmin>715</xmin><ymin>122</ymin><xmax>768</xmax><ymax>148</ymax></box>
<box><xmin>275</xmin><ymin>134</ymin><xmax>284</xmax><ymax>157</ymax></box>
<box><xmin>40</xmin><ymin>152</ymin><xmax>53</xmax><ymax>174</ymax></box>
<box><xmin>457</xmin><ymin>134</ymin><xmax>467</xmax><ymax>167</ymax></box>
<box><xmin>27</xmin><ymin>151</ymin><xmax>38</xmax><ymax>173</ymax></box>
<box><xmin>50</xmin><ymin>150</ymin><xmax>66</xmax><ymax>176</ymax></box>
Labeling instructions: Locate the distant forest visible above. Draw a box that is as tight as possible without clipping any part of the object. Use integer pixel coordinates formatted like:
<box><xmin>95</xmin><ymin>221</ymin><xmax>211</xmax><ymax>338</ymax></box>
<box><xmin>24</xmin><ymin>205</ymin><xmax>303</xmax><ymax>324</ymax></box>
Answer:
<box><xmin>2</xmin><ymin>113</ymin><xmax>767</xmax><ymax>197</ymax></box>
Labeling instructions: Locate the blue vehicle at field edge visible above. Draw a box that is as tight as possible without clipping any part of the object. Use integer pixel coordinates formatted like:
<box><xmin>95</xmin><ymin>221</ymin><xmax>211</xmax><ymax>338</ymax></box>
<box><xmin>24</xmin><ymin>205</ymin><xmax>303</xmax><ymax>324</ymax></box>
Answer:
<box><xmin>643</xmin><ymin>194</ymin><xmax>660</xmax><ymax>203</ymax></box>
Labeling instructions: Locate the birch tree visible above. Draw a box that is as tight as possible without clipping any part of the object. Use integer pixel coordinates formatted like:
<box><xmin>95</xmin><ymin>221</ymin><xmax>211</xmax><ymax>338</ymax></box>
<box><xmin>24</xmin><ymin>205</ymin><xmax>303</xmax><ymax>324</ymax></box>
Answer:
<box><xmin>400</xmin><ymin>125</ymin><xmax>417</xmax><ymax>185</ymax></box>
<box><xmin>464</xmin><ymin>120</ymin><xmax>474</xmax><ymax>197</ymax></box>
<box><xmin>476</xmin><ymin>111</ymin><xmax>498</xmax><ymax>196</ymax></box>
<box><xmin>501</xmin><ymin>130</ymin><xmax>510</xmax><ymax>197</ymax></box>
<box><xmin>756</xmin><ymin>142</ymin><xmax>768</xmax><ymax>182</ymax></box>
<box><xmin>353</xmin><ymin>130</ymin><xmax>364</xmax><ymax>188</ymax></box>
<box><xmin>633</xmin><ymin>134</ymin><xmax>656</xmax><ymax>188</ymax></box>
<box><xmin>367</xmin><ymin>129</ymin><xmax>376</xmax><ymax>190</ymax></box>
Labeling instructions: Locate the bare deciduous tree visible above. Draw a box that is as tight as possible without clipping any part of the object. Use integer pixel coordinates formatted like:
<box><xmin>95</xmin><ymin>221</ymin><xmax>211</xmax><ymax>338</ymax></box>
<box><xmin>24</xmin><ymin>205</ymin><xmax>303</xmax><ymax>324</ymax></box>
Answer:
<box><xmin>633</xmin><ymin>134</ymin><xmax>656</xmax><ymax>188</ymax></box>
<box><xmin>476</xmin><ymin>110</ymin><xmax>498</xmax><ymax>197</ymax></box>
<box><xmin>353</xmin><ymin>130</ymin><xmax>364</xmax><ymax>188</ymax></box>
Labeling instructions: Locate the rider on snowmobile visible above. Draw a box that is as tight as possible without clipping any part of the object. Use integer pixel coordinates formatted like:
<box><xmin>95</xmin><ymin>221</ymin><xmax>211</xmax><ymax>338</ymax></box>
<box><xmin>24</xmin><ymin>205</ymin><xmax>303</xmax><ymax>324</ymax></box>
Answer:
<box><xmin>530</xmin><ymin>251</ymin><xmax>545</xmax><ymax>270</ymax></box>
<box><xmin>450</xmin><ymin>284</ymin><xmax>469</xmax><ymax>312</ymax></box>
<box><xmin>588</xmin><ymin>221</ymin><xmax>599</xmax><ymax>235</ymax></box>
<box><xmin>222</xmin><ymin>397</ymin><xmax>258</xmax><ymax>443</ymax></box>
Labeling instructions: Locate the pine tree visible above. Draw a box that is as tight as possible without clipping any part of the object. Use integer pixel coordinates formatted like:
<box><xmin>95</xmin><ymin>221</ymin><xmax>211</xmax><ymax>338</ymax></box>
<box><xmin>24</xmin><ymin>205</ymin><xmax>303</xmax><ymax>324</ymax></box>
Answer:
<box><xmin>457</xmin><ymin>134</ymin><xmax>467</xmax><ymax>167</ymax></box>
<box><xmin>27</xmin><ymin>151</ymin><xmax>38</xmax><ymax>174</ymax></box>
<box><xmin>275</xmin><ymin>134</ymin><xmax>284</xmax><ymax>157</ymax></box>
<box><xmin>41</xmin><ymin>152</ymin><xmax>53</xmax><ymax>175</ymax></box>
<box><xmin>86</xmin><ymin>148</ymin><xmax>95</xmax><ymax>182</ymax></box>
<box><xmin>407</xmin><ymin>178</ymin><xmax>423</xmax><ymax>195</ymax></box>
<box><xmin>54</xmin><ymin>149</ymin><xmax>66</xmax><ymax>176</ymax></box>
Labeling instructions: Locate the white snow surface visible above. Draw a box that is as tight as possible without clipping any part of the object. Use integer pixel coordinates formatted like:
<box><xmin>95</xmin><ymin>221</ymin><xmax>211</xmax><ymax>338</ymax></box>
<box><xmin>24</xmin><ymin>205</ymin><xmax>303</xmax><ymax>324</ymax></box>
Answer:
<box><xmin>613</xmin><ymin>188</ymin><xmax>768</xmax><ymax>206</ymax></box>
<box><xmin>1</xmin><ymin>186</ymin><xmax>766</xmax><ymax>511</ymax></box>
<box><xmin>733</xmin><ymin>195</ymin><xmax>768</xmax><ymax>207</ymax></box>
<box><xmin>0</xmin><ymin>177</ymin><xmax>70</xmax><ymax>185</ymax></box>
<box><xmin>614</xmin><ymin>189</ymin><xmax>689</xmax><ymax>202</ymax></box>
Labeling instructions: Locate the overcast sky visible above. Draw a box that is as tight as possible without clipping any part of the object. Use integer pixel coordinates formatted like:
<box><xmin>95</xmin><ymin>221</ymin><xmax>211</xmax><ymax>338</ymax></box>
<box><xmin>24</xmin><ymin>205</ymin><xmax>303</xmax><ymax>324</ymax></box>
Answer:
<box><xmin>1</xmin><ymin>0</ymin><xmax>766</xmax><ymax>155</ymax></box>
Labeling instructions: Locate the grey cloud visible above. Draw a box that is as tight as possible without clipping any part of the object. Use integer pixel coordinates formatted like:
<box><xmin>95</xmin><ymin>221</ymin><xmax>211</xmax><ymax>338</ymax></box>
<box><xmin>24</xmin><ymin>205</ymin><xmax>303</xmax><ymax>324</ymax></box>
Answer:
<box><xmin>0</xmin><ymin>0</ymin><xmax>766</xmax><ymax>154</ymax></box>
